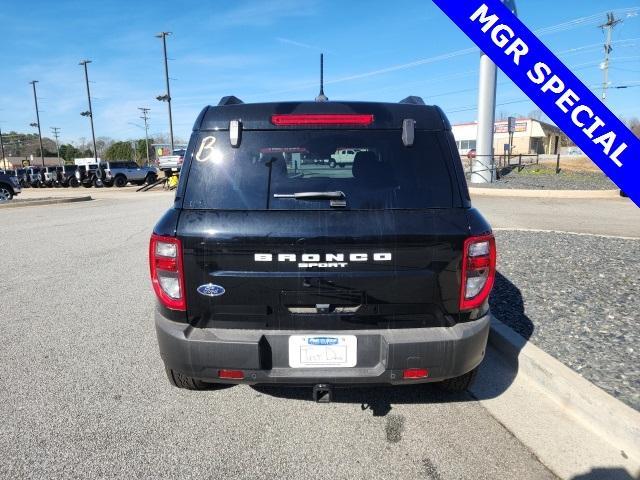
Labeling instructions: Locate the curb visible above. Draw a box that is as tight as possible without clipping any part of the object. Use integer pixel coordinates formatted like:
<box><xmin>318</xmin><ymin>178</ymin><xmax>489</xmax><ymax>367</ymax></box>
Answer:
<box><xmin>488</xmin><ymin>318</ymin><xmax>640</xmax><ymax>463</ymax></box>
<box><xmin>0</xmin><ymin>196</ymin><xmax>92</xmax><ymax>209</ymax></box>
<box><xmin>469</xmin><ymin>187</ymin><xmax>619</xmax><ymax>199</ymax></box>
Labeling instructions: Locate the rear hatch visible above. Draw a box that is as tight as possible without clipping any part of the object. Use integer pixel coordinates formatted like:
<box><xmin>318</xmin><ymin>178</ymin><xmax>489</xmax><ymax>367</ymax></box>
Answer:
<box><xmin>177</xmin><ymin>122</ymin><xmax>470</xmax><ymax>330</ymax></box>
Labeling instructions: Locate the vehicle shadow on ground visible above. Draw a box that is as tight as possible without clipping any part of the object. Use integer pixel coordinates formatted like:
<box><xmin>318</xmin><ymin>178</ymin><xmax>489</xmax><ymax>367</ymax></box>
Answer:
<box><xmin>252</xmin><ymin>272</ymin><xmax>533</xmax><ymax>415</ymax></box>
<box><xmin>571</xmin><ymin>468</ymin><xmax>636</xmax><ymax>480</ymax></box>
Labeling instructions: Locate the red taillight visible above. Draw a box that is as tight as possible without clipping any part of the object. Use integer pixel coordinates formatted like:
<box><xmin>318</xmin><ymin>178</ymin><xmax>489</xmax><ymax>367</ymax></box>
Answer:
<box><xmin>403</xmin><ymin>368</ymin><xmax>429</xmax><ymax>379</ymax></box>
<box><xmin>218</xmin><ymin>369</ymin><xmax>244</xmax><ymax>380</ymax></box>
<box><xmin>149</xmin><ymin>234</ymin><xmax>186</xmax><ymax>311</ymax></box>
<box><xmin>270</xmin><ymin>114</ymin><xmax>374</xmax><ymax>126</ymax></box>
<box><xmin>459</xmin><ymin>234</ymin><xmax>497</xmax><ymax>311</ymax></box>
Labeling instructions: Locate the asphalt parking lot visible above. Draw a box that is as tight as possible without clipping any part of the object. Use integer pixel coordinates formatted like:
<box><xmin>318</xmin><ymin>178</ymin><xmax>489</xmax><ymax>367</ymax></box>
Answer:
<box><xmin>1</xmin><ymin>189</ymin><xmax>637</xmax><ymax>478</ymax></box>
<box><xmin>0</xmin><ymin>193</ymin><xmax>558</xmax><ymax>479</ymax></box>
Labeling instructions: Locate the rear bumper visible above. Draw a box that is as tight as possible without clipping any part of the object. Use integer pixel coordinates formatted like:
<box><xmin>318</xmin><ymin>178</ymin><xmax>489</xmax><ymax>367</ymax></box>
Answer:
<box><xmin>155</xmin><ymin>311</ymin><xmax>491</xmax><ymax>386</ymax></box>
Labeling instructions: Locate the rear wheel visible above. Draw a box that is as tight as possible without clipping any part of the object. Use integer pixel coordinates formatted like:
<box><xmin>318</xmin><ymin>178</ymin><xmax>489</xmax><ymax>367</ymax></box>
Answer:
<box><xmin>114</xmin><ymin>175</ymin><xmax>127</xmax><ymax>188</ymax></box>
<box><xmin>329</xmin><ymin>159</ymin><xmax>337</xmax><ymax>168</ymax></box>
<box><xmin>165</xmin><ymin>367</ymin><xmax>211</xmax><ymax>390</ymax></box>
<box><xmin>437</xmin><ymin>367</ymin><xmax>478</xmax><ymax>392</ymax></box>
<box><xmin>68</xmin><ymin>177</ymin><xmax>80</xmax><ymax>188</ymax></box>
<box><xmin>145</xmin><ymin>173</ymin><xmax>157</xmax><ymax>185</ymax></box>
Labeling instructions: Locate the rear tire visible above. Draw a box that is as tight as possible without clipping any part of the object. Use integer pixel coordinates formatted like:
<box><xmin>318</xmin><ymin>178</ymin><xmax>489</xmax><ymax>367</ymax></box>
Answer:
<box><xmin>68</xmin><ymin>177</ymin><xmax>80</xmax><ymax>188</ymax></box>
<box><xmin>329</xmin><ymin>160</ymin><xmax>337</xmax><ymax>168</ymax></box>
<box><xmin>437</xmin><ymin>367</ymin><xmax>478</xmax><ymax>392</ymax></box>
<box><xmin>145</xmin><ymin>173</ymin><xmax>157</xmax><ymax>185</ymax></box>
<box><xmin>114</xmin><ymin>175</ymin><xmax>127</xmax><ymax>188</ymax></box>
<box><xmin>165</xmin><ymin>367</ymin><xmax>210</xmax><ymax>390</ymax></box>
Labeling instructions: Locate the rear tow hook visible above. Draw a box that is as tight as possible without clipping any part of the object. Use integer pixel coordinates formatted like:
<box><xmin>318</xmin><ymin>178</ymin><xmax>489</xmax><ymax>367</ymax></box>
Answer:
<box><xmin>312</xmin><ymin>384</ymin><xmax>333</xmax><ymax>403</ymax></box>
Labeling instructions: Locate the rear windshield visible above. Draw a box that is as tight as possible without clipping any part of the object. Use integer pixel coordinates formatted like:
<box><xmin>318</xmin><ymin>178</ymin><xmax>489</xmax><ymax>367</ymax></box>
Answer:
<box><xmin>183</xmin><ymin>130</ymin><xmax>459</xmax><ymax>210</ymax></box>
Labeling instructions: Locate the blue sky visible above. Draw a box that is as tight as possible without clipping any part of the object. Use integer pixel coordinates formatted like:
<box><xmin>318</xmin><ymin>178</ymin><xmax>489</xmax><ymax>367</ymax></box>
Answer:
<box><xmin>1</xmin><ymin>0</ymin><xmax>639</xmax><ymax>144</ymax></box>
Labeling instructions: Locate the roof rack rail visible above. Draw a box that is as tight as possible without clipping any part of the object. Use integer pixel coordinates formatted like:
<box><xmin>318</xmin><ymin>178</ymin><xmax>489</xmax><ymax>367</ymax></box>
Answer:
<box><xmin>218</xmin><ymin>96</ymin><xmax>244</xmax><ymax>106</ymax></box>
<box><xmin>399</xmin><ymin>96</ymin><xmax>425</xmax><ymax>105</ymax></box>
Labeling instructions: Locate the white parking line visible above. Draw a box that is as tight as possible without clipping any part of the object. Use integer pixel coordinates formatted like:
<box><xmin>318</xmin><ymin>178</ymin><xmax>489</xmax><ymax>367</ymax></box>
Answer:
<box><xmin>493</xmin><ymin>227</ymin><xmax>640</xmax><ymax>240</ymax></box>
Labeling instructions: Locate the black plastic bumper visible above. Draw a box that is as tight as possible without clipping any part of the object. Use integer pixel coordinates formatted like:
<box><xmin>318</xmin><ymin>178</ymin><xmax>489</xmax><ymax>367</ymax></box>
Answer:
<box><xmin>155</xmin><ymin>310</ymin><xmax>491</xmax><ymax>385</ymax></box>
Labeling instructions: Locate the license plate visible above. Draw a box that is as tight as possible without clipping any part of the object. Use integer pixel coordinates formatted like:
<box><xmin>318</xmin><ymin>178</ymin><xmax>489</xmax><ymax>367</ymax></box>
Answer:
<box><xmin>288</xmin><ymin>335</ymin><xmax>357</xmax><ymax>368</ymax></box>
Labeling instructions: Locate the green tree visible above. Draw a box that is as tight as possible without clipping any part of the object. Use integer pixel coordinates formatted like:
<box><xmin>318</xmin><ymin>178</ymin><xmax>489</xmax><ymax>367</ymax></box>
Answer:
<box><xmin>134</xmin><ymin>138</ymin><xmax>154</xmax><ymax>165</ymax></box>
<box><xmin>59</xmin><ymin>144</ymin><xmax>82</xmax><ymax>163</ymax></box>
<box><xmin>104</xmin><ymin>141</ymin><xmax>133</xmax><ymax>161</ymax></box>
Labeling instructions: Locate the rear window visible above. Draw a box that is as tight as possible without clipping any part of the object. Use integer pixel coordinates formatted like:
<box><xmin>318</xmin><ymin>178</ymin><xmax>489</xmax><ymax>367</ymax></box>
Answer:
<box><xmin>183</xmin><ymin>130</ymin><xmax>459</xmax><ymax>210</ymax></box>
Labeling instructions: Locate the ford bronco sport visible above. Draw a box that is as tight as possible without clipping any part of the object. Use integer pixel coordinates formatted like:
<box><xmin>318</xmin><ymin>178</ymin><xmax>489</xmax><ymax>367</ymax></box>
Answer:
<box><xmin>150</xmin><ymin>96</ymin><xmax>496</xmax><ymax>399</ymax></box>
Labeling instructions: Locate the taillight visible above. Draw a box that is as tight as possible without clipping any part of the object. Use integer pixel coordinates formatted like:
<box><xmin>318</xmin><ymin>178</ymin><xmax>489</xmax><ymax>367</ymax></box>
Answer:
<box><xmin>270</xmin><ymin>114</ymin><xmax>374</xmax><ymax>126</ymax></box>
<box><xmin>149</xmin><ymin>234</ymin><xmax>186</xmax><ymax>311</ymax></box>
<box><xmin>459</xmin><ymin>234</ymin><xmax>496</xmax><ymax>311</ymax></box>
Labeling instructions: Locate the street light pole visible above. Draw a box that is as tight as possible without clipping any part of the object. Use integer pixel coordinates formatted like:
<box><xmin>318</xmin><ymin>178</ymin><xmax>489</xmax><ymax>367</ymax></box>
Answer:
<box><xmin>79</xmin><ymin>60</ymin><xmax>98</xmax><ymax>164</ymax></box>
<box><xmin>138</xmin><ymin>107</ymin><xmax>151</xmax><ymax>164</ymax></box>
<box><xmin>51</xmin><ymin>127</ymin><xmax>61</xmax><ymax>165</ymax></box>
<box><xmin>29</xmin><ymin>80</ymin><xmax>45</xmax><ymax>166</ymax></box>
<box><xmin>0</xmin><ymin>126</ymin><xmax>6</xmax><ymax>168</ymax></box>
<box><xmin>156</xmin><ymin>32</ymin><xmax>174</xmax><ymax>152</ymax></box>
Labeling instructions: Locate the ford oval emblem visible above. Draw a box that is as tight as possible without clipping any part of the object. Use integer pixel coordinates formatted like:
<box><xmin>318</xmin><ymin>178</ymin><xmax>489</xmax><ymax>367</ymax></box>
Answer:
<box><xmin>197</xmin><ymin>283</ymin><xmax>225</xmax><ymax>297</ymax></box>
<box><xmin>308</xmin><ymin>337</ymin><xmax>339</xmax><ymax>346</ymax></box>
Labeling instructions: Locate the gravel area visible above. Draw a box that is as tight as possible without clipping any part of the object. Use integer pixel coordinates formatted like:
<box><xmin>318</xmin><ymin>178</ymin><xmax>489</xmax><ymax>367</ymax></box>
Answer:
<box><xmin>468</xmin><ymin>166</ymin><xmax>617</xmax><ymax>190</ymax></box>
<box><xmin>491</xmin><ymin>230</ymin><xmax>640</xmax><ymax>411</ymax></box>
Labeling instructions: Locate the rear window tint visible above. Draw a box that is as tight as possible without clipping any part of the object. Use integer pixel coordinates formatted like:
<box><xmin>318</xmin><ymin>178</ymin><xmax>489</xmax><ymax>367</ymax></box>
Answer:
<box><xmin>183</xmin><ymin>130</ymin><xmax>459</xmax><ymax>210</ymax></box>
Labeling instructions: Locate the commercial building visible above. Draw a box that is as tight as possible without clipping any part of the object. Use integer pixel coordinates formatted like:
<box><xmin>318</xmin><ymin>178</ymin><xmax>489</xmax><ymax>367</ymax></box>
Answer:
<box><xmin>452</xmin><ymin>118</ymin><xmax>569</xmax><ymax>157</ymax></box>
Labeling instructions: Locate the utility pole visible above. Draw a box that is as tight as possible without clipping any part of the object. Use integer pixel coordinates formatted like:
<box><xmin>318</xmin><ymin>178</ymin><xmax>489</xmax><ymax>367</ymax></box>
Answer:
<box><xmin>138</xmin><ymin>107</ymin><xmax>151</xmax><ymax>164</ymax></box>
<box><xmin>472</xmin><ymin>0</ymin><xmax>517</xmax><ymax>184</ymax></box>
<box><xmin>599</xmin><ymin>13</ymin><xmax>623</xmax><ymax>104</ymax></box>
<box><xmin>0</xmin><ymin>126</ymin><xmax>6</xmax><ymax>168</ymax></box>
<box><xmin>51</xmin><ymin>127</ymin><xmax>61</xmax><ymax>165</ymax></box>
<box><xmin>29</xmin><ymin>80</ymin><xmax>45</xmax><ymax>166</ymax></box>
<box><xmin>155</xmin><ymin>32</ymin><xmax>174</xmax><ymax>152</ymax></box>
<box><xmin>79</xmin><ymin>60</ymin><xmax>98</xmax><ymax>164</ymax></box>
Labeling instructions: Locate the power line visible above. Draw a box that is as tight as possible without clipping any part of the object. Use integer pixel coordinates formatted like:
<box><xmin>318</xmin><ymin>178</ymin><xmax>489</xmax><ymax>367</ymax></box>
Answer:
<box><xmin>138</xmin><ymin>107</ymin><xmax>151</xmax><ymax>164</ymax></box>
<box><xmin>51</xmin><ymin>127</ymin><xmax>61</xmax><ymax>165</ymax></box>
<box><xmin>599</xmin><ymin>12</ymin><xmax>624</xmax><ymax>104</ymax></box>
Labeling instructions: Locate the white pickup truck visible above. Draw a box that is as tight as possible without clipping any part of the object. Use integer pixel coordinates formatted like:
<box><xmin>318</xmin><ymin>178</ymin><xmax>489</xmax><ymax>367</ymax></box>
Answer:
<box><xmin>329</xmin><ymin>148</ymin><xmax>365</xmax><ymax>168</ymax></box>
<box><xmin>158</xmin><ymin>148</ymin><xmax>186</xmax><ymax>173</ymax></box>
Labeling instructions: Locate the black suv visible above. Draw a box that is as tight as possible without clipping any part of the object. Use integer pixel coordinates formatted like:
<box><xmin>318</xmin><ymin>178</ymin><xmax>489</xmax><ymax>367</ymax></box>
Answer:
<box><xmin>151</xmin><ymin>97</ymin><xmax>496</xmax><ymax>398</ymax></box>
<box><xmin>58</xmin><ymin>165</ymin><xmax>80</xmax><ymax>187</ymax></box>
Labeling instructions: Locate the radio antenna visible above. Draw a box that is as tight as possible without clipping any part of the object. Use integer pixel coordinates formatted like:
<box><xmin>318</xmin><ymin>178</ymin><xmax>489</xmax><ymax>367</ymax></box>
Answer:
<box><xmin>315</xmin><ymin>53</ymin><xmax>328</xmax><ymax>102</ymax></box>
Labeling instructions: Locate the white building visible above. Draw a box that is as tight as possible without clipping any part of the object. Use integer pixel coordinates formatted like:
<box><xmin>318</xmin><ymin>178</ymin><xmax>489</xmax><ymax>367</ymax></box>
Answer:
<box><xmin>452</xmin><ymin>118</ymin><xmax>569</xmax><ymax>157</ymax></box>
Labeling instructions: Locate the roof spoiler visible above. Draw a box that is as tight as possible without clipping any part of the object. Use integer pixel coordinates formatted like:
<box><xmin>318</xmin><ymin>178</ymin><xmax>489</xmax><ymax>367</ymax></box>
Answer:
<box><xmin>218</xmin><ymin>95</ymin><xmax>244</xmax><ymax>106</ymax></box>
<box><xmin>399</xmin><ymin>96</ymin><xmax>425</xmax><ymax>105</ymax></box>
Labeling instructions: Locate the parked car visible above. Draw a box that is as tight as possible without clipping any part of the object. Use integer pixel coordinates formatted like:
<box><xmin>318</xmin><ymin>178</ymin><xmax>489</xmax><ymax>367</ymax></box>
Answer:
<box><xmin>42</xmin><ymin>166</ymin><xmax>60</xmax><ymax>187</ymax></box>
<box><xmin>158</xmin><ymin>148</ymin><xmax>186</xmax><ymax>174</ymax></box>
<box><xmin>329</xmin><ymin>148</ymin><xmax>364</xmax><ymax>168</ymax></box>
<box><xmin>0</xmin><ymin>171</ymin><xmax>22</xmax><ymax>202</ymax></box>
<box><xmin>75</xmin><ymin>164</ymin><xmax>101</xmax><ymax>188</ymax></box>
<box><xmin>150</xmin><ymin>95</ymin><xmax>496</xmax><ymax>399</ymax></box>
<box><xmin>25</xmin><ymin>167</ymin><xmax>43</xmax><ymax>188</ymax></box>
<box><xmin>100</xmin><ymin>161</ymin><xmax>157</xmax><ymax>187</ymax></box>
<box><xmin>58</xmin><ymin>165</ymin><xmax>80</xmax><ymax>187</ymax></box>
<box><xmin>14</xmin><ymin>168</ymin><xmax>29</xmax><ymax>188</ymax></box>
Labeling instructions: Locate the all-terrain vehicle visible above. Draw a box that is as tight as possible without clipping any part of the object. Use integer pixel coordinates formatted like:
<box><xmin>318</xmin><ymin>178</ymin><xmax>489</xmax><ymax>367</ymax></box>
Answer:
<box><xmin>150</xmin><ymin>96</ymin><xmax>496</xmax><ymax>399</ymax></box>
